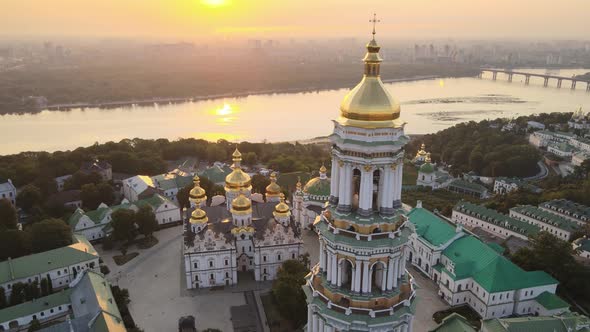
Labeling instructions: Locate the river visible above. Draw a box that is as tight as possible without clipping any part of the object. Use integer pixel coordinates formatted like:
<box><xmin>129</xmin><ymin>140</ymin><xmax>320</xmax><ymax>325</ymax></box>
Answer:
<box><xmin>1</xmin><ymin>68</ymin><xmax>589</xmax><ymax>155</ymax></box>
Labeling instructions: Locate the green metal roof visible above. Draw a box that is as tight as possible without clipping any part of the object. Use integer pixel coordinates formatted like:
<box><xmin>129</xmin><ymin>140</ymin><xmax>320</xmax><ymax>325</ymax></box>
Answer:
<box><xmin>454</xmin><ymin>201</ymin><xmax>540</xmax><ymax>236</ymax></box>
<box><xmin>0</xmin><ymin>288</ymin><xmax>72</xmax><ymax>323</ymax></box>
<box><xmin>535</xmin><ymin>291</ymin><xmax>569</xmax><ymax>310</ymax></box>
<box><xmin>0</xmin><ymin>235</ymin><xmax>98</xmax><ymax>284</ymax></box>
<box><xmin>152</xmin><ymin>174</ymin><xmax>193</xmax><ymax>191</ymax></box>
<box><xmin>134</xmin><ymin>193</ymin><xmax>174</xmax><ymax>210</ymax></box>
<box><xmin>429</xmin><ymin>313</ymin><xmax>476</xmax><ymax>332</ymax></box>
<box><xmin>198</xmin><ymin>165</ymin><xmax>232</xmax><ymax>184</ymax></box>
<box><xmin>481</xmin><ymin>312</ymin><xmax>590</xmax><ymax>332</ymax></box>
<box><xmin>407</xmin><ymin>207</ymin><xmax>457</xmax><ymax>247</ymax></box>
<box><xmin>448</xmin><ymin>179</ymin><xmax>487</xmax><ymax>194</ymax></box>
<box><xmin>540</xmin><ymin>199</ymin><xmax>590</xmax><ymax>220</ymax></box>
<box><xmin>303</xmin><ymin>177</ymin><xmax>331</xmax><ymax>198</ymax></box>
<box><xmin>443</xmin><ymin>236</ymin><xmax>557</xmax><ymax>292</ymax></box>
<box><xmin>511</xmin><ymin>205</ymin><xmax>579</xmax><ymax>232</ymax></box>
<box><xmin>419</xmin><ymin>163</ymin><xmax>435</xmax><ymax>174</ymax></box>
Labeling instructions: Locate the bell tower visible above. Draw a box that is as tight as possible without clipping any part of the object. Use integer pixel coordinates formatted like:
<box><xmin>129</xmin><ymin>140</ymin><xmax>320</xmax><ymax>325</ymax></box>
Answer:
<box><xmin>304</xmin><ymin>15</ymin><xmax>416</xmax><ymax>332</ymax></box>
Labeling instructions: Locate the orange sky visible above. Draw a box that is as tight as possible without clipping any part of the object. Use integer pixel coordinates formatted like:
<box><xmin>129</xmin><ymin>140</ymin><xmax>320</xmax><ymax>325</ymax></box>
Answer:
<box><xmin>1</xmin><ymin>0</ymin><xmax>589</xmax><ymax>40</ymax></box>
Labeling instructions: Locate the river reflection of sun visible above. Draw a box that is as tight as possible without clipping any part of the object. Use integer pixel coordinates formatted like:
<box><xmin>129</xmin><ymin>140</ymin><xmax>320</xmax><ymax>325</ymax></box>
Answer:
<box><xmin>214</xmin><ymin>103</ymin><xmax>234</xmax><ymax>116</ymax></box>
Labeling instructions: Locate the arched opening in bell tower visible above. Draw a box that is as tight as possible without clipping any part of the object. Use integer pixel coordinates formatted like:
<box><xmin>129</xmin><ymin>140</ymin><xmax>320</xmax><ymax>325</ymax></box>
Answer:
<box><xmin>340</xmin><ymin>259</ymin><xmax>354</xmax><ymax>290</ymax></box>
<box><xmin>372</xmin><ymin>169</ymin><xmax>381</xmax><ymax>212</ymax></box>
<box><xmin>352</xmin><ymin>168</ymin><xmax>361</xmax><ymax>211</ymax></box>
<box><xmin>371</xmin><ymin>261</ymin><xmax>387</xmax><ymax>293</ymax></box>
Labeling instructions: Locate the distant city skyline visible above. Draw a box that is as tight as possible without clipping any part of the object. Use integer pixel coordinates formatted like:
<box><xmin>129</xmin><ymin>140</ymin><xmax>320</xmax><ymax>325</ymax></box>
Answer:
<box><xmin>1</xmin><ymin>0</ymin><xmax>589</xmax><ymax>40</ymax></box>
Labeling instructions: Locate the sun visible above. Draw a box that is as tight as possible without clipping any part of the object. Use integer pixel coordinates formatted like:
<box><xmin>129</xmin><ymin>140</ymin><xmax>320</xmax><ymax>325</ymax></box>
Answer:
<box><xmin>201</xmin><ymin>0</ymin><xmax>229</xmax><ymax>7</ymax></box>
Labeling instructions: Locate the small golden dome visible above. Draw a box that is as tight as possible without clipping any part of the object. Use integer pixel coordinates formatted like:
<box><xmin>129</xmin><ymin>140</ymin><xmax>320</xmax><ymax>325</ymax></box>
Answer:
<box><xmin>319</xmin><ymin>164</ymin><xmax>327</xmax><ymax>174</ymax></box>
<box><xmin>189</xmin><ymin>208</ymin><xmax>208</xmax><ymax>224</ymax></box>
<box><xmin>232</xmin><ymin>148</ymin><xmax>242</xmax><ymax>159</ymax></box>
<box><xmin>189</xmin><ymin>176</ymin><xmax>207</xmax><ymax>203</ymax></box>
<box><xmin>425</xmin><ymin>152</ymin><xmax>432</xmax><ymax>163</ymax></box>
<box><xmin>296</xmin><ymin>176</ymin><xmax>302</xmax><ymax>190</ymax></box>
<box><xmin>231</xmin><ymin>194</ymin><xmax>252</xmax><ymax>215</ymax></box>
<box><xmin>225</xmin><ymin>147</ymin><xmax>252</xmax><ymax>192</ymax></box>
<box><xmin>273</xmin><ymin>194</ymin><xmax>291</xmax><ymax>218</ymax></box>
<box><xmin>265</xmin><ymin>172</ymin><xmax>281</xmax><ymax>196</ymax></box>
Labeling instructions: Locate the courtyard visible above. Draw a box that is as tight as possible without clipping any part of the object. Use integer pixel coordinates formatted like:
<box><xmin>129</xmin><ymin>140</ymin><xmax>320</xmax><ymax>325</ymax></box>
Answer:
<box><xmin>97</xmin><ymin>225</ymin><xmax>448</xmax><ymax>332</ymax></box>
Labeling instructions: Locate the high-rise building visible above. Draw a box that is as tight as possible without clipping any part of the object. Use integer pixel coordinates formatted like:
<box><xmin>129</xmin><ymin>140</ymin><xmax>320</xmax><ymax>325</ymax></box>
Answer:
<box><xmin>303</xmin><ymin>24</ymin><xmax>417</xmax><ymax>332</ymax></box>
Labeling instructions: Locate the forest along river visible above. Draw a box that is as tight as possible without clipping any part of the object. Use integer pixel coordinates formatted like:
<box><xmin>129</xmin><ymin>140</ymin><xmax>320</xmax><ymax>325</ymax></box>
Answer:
<box><xmin>1</xmin><ymin>68</ymin><xmax>589</xmax><ymax>154</ymax></box>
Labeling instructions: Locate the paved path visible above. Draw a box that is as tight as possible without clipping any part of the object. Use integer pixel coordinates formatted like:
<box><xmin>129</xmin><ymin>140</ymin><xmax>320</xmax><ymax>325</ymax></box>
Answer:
<box><xmin>98</xmin><ymin>226</ymin><xmax>245</xmax><ymax>332</ymax></box>
<box><xmin>524</xmin><ymin>161</ymin><xmax>549</xmax><ymax>181</ymax></box>
<box><xmin>409</xmin><ymin>266</ymin><xmax>450</xmax><ymax>331</ymax></box>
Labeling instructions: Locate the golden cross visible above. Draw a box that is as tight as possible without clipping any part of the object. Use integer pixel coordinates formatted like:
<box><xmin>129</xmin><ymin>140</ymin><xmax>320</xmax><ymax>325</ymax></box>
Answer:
<box><xmin>370</xmin><ymin>13</ymin><xmax>380</xmax><ymax>38</ymax></box>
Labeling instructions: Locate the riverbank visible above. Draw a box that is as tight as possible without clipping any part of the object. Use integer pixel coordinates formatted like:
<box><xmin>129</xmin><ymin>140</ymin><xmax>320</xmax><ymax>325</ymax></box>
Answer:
<box><xmin>43</xmin><ymin>75</ymin><xmax>445</xmax><ymax>111</ymax></box>
<box><xmin>0</xmin><ymin>61</ymin><xmax>479</xmax><ymax>115</ymax></box>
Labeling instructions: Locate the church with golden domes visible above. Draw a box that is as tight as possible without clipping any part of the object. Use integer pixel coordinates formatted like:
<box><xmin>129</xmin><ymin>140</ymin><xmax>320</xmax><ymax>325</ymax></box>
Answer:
<box><xmin>303</xmin><ymin>20</ymin><xmax>417</xmax><ymax>332</ymax></box>
<box><xmin>182</xmin><ymin>149</ymin><xmax>303</xmax><ymax>289</ymax></box>
<box><xmin>293</xmin><ymin>164</ymin><xmax>332</xmax><ymax>229</ymax></box>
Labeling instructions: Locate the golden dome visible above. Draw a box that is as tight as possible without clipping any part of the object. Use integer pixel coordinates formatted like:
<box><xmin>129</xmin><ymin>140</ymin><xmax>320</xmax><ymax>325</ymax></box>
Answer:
<box><xmin>189</xmin><ymin>176</ymin><xmax>207</xmax><ymax>204</ymax></box>
<box><xmin>337</xmin><ymin>35</ymin><xmax>401</xmax><ymax>129</ymax></box>
<box><xmin>189</xmin><ymin>208</ymin><xmax>208</xmax><ymax>224</ymax></box>
<box><xmin>225</xmin><ymin>147</ymin><xmax>252</xmax><ymax>191</ymax></box>
<box><xmin>231</xmin><ymin>194</ymin><xmax>252</xmax><ymax>215</ymax></box>
<box><xmin>319</xmin><ymin>164</ymin><xmax>327</xmax><ymax>174</ymax></box>
<box><xmin>273</xmin><ymin>194</ymin><xmax>291</xmax><ymax>218</ymax></box>
<box><xmin>265</xmin><ymin>172</ymin><xmax>282</xmax><ymax>196</ymax></box>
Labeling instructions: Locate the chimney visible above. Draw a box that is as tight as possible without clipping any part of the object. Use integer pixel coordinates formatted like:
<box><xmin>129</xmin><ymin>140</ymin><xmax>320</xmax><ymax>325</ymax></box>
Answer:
<box><xmin>416</xmin><ymin>200</ymin><xmax>423</xmax><ymax>209</ymax></box>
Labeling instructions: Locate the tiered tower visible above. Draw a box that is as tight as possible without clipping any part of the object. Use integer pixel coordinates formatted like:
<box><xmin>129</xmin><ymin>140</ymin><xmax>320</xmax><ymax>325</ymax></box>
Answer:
<box><xmin>304</xmin><ymin>16</ymin><xmax>416</xmax><ymax>332</ymax></box>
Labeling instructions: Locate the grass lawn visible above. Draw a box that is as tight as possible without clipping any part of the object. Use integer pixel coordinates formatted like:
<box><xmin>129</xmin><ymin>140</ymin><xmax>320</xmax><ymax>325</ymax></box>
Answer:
<box><xmin>113</xmin><ymin>252</ymin><xmax>139</xmax><ymax>266</ymax></box>
<box><xmin>261</xmin><ymin>293</ymin><xmax>299</xmax><ymax>332</ymax></box>
<box><xmin>433</xmin><ymin>305</ymin><xmax>481</xmax><ymax>330</ymax></box>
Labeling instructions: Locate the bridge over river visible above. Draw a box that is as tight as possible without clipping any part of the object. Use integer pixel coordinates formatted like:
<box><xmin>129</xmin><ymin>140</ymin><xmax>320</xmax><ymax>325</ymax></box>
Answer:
<box><xmin>479</xmin><ymin>68</ymin><xmax>590</xmax><ymax>91</ymax></box>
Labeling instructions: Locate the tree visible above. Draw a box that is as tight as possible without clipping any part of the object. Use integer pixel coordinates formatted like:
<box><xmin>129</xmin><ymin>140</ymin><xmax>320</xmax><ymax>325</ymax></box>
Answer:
<box><xmin>111</xmin><ymin>209</ymin><xmax>137</xmax><ymax>243</ymax></box>
<box><xmin>511</xmin><ymin>231</ymin><xmax>590</xmax><ymax>299</ymax></box>
<box><xmin>0</xmin><ymin>230</ymin><xmax>31</xmax><ymax>260</ymax></box>
<box><xmin>96</xmin><ymin>182</ymin><xmax>115</xmax><ymax>206</ymax></box>
<box><xmin>40</xmin><ymin>278</ymin><xmax>49</xmax><ymax>297</ymax></box>
<box><xmin>0</xmin><ymin>198</ymin><xmax>18</xmax><ymax>230</ymax></box>
<box><xmin>176</xmin><ymin>184</ymin><xmax>192</xmax><ymax>210</ymax></box>
<box><xmin>135</xmin><ymin>205</ymin><xmax>158</xmax><ymax>238</ymax></box>
<box><xmin>272</xmin><ymin>259</ymin><xmax>309</xmax><ymax>327</ymax></box>
<box><xmin>24</xmin><ymin>281</ymin><xmax>40</xmax><ymax>301</ymax></box>
<box><xmin>251</xmin><ymin>174</ymin><xmax>270</xmax><ymax>194</ymax></box>
<box><xmin>16</xmin><ymin>184</ymin><xmax>42</xmax><ymax>212</ymax></box>
<box><xmin>9</xmin><ymin>282</ymin><xmax>26</xmax><ymax>305</ymax></box>
<box><xmin>29</xmin><ymin>219</ymin><xmax>73</xmax><ymax>253</ymax></box>
<box><xmin>28</xmin><ymin>318</ymin><xmax>41</xmax><ymax>331</ymax></box>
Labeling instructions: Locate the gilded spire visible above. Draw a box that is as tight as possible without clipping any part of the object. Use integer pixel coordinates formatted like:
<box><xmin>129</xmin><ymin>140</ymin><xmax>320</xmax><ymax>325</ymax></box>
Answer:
<box><xmin>266</xmin><ymin>171</ymin><xmax>282</xmax><ymax>198</ymax></box>
<box><xmin>370</xmin><ymin>13</ymin><xmax>380</xmax><ymax>41</ymax></box>
<box><xmin>232</xmin><ymin>147</ymin><xmax>242</xmax><ymax>168</ymax></box>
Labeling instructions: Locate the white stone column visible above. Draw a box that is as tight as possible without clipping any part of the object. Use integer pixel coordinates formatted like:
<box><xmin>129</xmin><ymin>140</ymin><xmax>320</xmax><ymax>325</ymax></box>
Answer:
<box><xmin>380</xmin><ymin>264</ymin><xmax>387</xmax><ymax>291</ymax></box>
<box><xmin>387</xmin><ymin>256</ymin><xmax>394</xmax><ymax>290</ymax></box>
<box><xmin>354</xmin><ymin>261</ymin><xmax>362</xmax><ymax>292</ymax></box>
<box><xmin>337</xmin><ymin>261</ymin><xmax>343</xmax><ymax>287</ymax></box>
<box><xmin>362</xmin><ymin>260</ymin><xmax>369</xmax><ymax>293</ymax></box>
<box><xmin>358</xmin><ymin>169</ymin><xmax>373</xmax><ymax>215</ymax></box>
<box><xmin>395</xmin><ymin>163</ymin><xmax>403</xmax><ymax>205</ymax></box>
<box><xmin>318</xmin><ymin>317</ymin><xmax>325</xmax><ymax>331</ymax></box>
<box><xmin>326</xmin><ymin>252</ymin><xmax>332</xmax><ymax>282</ymax></box>
<box><xmin>307</xmin><ymin>307</ymin><xmax>313</xmax><ymax>332</ymax></box>
<box><xmin>350</xmin><ymin>265</ymin><xmax>356</xmax><ymax>292</ymax></box>
<box><xmin>338</xmin><ymin>163</ymin><xmax>348</xmax><ymax>208</ymax></box>
<box><xmin>379</xmin><ymin>168</ymin><xmax>389</xmax><ymax>209</ymax></box>
<box><xmin>312</xmin><ymin>314</ymin><xmax>319</xmax><ymax>332</ymax></box>
<box><xmin>326</xmin><ymin>325</ymin><xmax>334</xmax><ymax>332</ymax></box>
<box><xmin>331</xmin><ymin>254</ymin><xmax>338</xmax><ymax>286</ymax></box>
<box><xmin>319</xmin><ymin>241</ymin><xmax>325</xmax><ymax>271</ymax></box>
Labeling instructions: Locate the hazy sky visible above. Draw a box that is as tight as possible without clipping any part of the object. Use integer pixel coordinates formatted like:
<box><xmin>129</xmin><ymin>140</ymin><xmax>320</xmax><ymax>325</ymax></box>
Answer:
<box><xmin>2</xmin><ymin>0</ymin><xmax>589</xmax><ymax>40</ymax></box>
